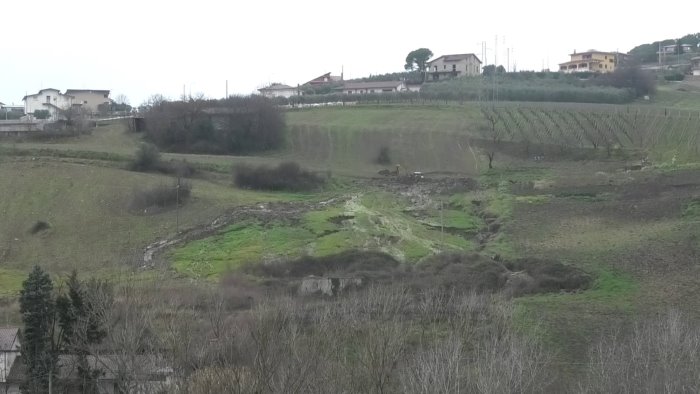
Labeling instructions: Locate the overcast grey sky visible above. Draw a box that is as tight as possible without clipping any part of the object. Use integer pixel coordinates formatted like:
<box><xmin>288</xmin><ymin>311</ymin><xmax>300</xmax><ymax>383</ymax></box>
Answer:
<box><xmin>2</xmin><ymin>0</ymin><xmax>698</xmax><ymax>106</ymax></box>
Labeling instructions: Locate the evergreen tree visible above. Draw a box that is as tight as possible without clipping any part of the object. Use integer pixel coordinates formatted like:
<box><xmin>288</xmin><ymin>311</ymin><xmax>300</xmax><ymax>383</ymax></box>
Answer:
<box><xmin>56</xmin><ymin>271</ymin><xmax>110</xmax><ymax>393</ymax></box>
<box><xmin>19</xmin><ymin>265</ymin><xmax>57</xmax><ymax>394</ymax></box>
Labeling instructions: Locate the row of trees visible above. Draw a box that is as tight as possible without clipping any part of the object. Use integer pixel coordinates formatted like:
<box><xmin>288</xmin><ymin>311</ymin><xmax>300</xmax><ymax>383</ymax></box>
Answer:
<box><xmin>142</xmin><ymin>95</ymin><xmax>285</xmax><ymax>154</ymax></box>
<box><xmin>19</xmin><ymin>267</ymin><xmax>111</xmax><ymax>393</ymax></box>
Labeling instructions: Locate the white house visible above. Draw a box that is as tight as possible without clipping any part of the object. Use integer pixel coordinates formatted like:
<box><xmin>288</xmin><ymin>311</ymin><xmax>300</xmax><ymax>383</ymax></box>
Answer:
<box><xmin>22</xmin><ymin>88</ymin><xmax>74</xmax><ymax>120</ymax></box>
<box><xmin>0</xmin><ymin>328</ymin><xmax>20</xmax><ymax>394</ymax></box>
<box><xmin>658</xmin><ymin>44</ymin><xmax>693</xmax><ymax>54</ymax></box>
<box><xmin>427</xmin><ymin>54</ymin><xmax>482</xmax><ymax>81</ymax></box>
<box><xmin>339</xmin><ymin>81</ymin><xmax>406</xmax><ymax>95</ymax></box>
<box><xmin>258</xmin><ymin>83</ymin><xmax>299</xmax><ymax>99</ymax></box>
<box><xmin>692</xmin><ymin>57</ymin><xmax>700</xmax><ymax>76</ymax></box>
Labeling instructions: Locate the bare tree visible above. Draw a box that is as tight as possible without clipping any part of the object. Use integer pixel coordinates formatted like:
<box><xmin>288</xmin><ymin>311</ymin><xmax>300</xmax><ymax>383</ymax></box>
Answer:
<box><xmin>481</xmin><ymin>107</ymin><xmax>502</xmax><ymax>169</ymax></box>
<box><xmin>579</xmin><ymin>310</ymin><xmax>700</xmax><ymax>394</ymax></box>
<box><xmin>401</xmin><ymin>336</ymin><xmax>464</xmax><ymax>394</ymax></box>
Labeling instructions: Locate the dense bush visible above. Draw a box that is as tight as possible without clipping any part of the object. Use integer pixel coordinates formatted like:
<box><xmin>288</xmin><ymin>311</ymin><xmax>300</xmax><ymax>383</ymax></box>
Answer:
<box><xmin>375</xmin><ymin>146</ymin><xmax>392</xmax><ymax>165</ymax></box>
<box><xmin>129</xmin><ymin>180</ymin><xmax>191</xmax><ymax>212</ymax></box>
<box><xmin>1</xmin><ymin>111</ymin><xmax>23</xmax><ymax>120</ymax></box>
<box><xmin>128</xmin><ymin>143</ymin><xmax>197</xmax><ymax>176</ymax></box>
<box><xmin>413</xmin><ymin>253</ymin><xmax>592</xmax><ymax>296</ymax></box>
<box><xmin>592</xmin><ymin>66</ymin><xmax>657</xmax><ymax>96</ymax></box>
<box><xmin>143</xmin><ymin>95</ymin><xmax>284</xmax><ymax>154</ymax></box>
<box><xmin>233</xmin><ymin>162</ymin><xmax>325</xmax><ymax>191</ymax></box>
<box><xmin>33</xmin><ymin>110</ymin><xmax>50</xmax><ymax>119</ymax></box>
<box><xmin>243</xmin><ymin>250</ymin><xmax>401</xmax><ymax>278</ymax></box>
<box><xmin>129</xmin><ymin>143</ymin><xmax>161</xmax><ymax>172</ymax></box>
<box><xmin>664</xmin><ymin>72</ymin><xmax>685</xmax><ymax>81</ymax></box>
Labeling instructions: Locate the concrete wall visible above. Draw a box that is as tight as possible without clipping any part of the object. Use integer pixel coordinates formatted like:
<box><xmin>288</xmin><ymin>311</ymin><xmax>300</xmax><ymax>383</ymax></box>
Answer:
<box><xmin>0</xmin><ymin>120</ymin><xmax>43</xmax><ymax>135</ymax></box>
<box><xmin>299</xmin><ymin>276</ymin><xmax>363</xmax><ymax>296</ymax></box>
<box><xmin>0</xmin><ymin>352</ymin><xmax>18</xmax><ymax>383</ymax></box>
<box><xmin>345</xmin><ymin>82</ymin><xmax>406</xmax><ymax>94</ymax></box>
<box><xmin>261</xmin><ymin>89</ymin><xmax>298</xmax><ymax>98</ymax></box>
<box><xmin>69</xmin><ymin>91</ymin><xmax>110</xmax><ymax>113</ymax></box>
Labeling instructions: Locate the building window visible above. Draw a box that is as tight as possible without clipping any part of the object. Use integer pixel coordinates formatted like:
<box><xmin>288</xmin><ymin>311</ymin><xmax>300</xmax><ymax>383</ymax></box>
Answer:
<box><xmin>434</xmin><ymin>66</ymin><xmax>437</xmax><ymax>71</ymax></box>
<box><xmin>599</xmin><ymin>64</ymin><xmax>603</xmax><ymax>68</ymax></box>
<box><xmin>46</xmin><ymin>95</ymin><xmax>51</xmax><ymax>103</ymax></box>
<box><xmin>83</xmin><ymin>101</ymin><xmax>88</xmax><ymax>104</ymax></box>
<box><xmin>452</xmin><ymin>64</ymin><xmax>456</xmax><ymax>71</ymax></box>
<box><xmin>443</xmin><ymin>65</ymin><xmax>446</xmax><ymax>70</ymax></box>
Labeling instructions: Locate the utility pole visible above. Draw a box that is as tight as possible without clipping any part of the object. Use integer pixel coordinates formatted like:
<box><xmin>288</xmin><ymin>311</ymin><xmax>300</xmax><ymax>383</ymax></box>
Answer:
<box><xmin>507</xmin><ymin>48</ymin><xmax>510</xmax><ymax>72</ymax></box>
<box><xmin>175</xmin><ymin>176</ymin><xmax>181</xmax><ymax>233</ymax></box>
<box><xmin>440</xmin><ymin>200</ymin><xmax>444</xmax><ymax>244</ymax></box>
<box><xmin>225</xmin><ymin>80</ymin><xmax>228</xmax><ymax>99</ymax></box>
<box><xmin>494</xmin><ymin>35</ymin><xmax>498</xmax><ymax>102</ymax></box>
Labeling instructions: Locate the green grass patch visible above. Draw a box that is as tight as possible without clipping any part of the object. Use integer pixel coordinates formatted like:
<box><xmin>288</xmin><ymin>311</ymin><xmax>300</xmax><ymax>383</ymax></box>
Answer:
<box><xmin>682</xmin><ymin>198</ymin><xmax>700</xmax><ymax>220</ymax></box>
<box><xmin>0</xmin><ymin>268</ymin><xmax>26</xmax><ymax>297</ymax></box>
<box><xmin>482</xmin><ymin>233</ymin><xmax>517</xmax><ymax>259</ymax></box>
<box><xmin>419</xmin><ymin>208</ymin><xmax>480</xmax><ymax>232</ymax></box>
<box><xmin>302</xmin><ymin>207</ymin><xmax>347</xmax><ymax>235</ymax></box>
<box><xmin>171</xmin><ymin>222</ymin><xmax>316</xmax><ymax>278</ymax></box>
<box><xmin>514</xmin><ymin>268</ymin><xmax>638</xmax><ymax>360</ymax></box>
<box><xmin>171</xmin><ymin>191</ymin><xmax>478</xmax><ymax>278</ymax></box>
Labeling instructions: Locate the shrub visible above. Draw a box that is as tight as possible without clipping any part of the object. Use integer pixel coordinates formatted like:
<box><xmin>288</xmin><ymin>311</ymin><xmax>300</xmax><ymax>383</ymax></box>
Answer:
<box><xmin>1</xmin><ymin>111</ymin><xmax>23</xmax><ymax>120</ymax></box>
<box><xmin>243</xmin><ymin>250</ymin><xmax>400</xmax><ymax>278</ymax></box>
<box><xmin>233</xmin><ymin>162</ymin><xmax>325</xmax><ymax>191</ymax></box>
<box><xmin>33</xmin><ymin>110</ymin><xmax>50</xmax><ymax>119</ymax></box>
<box><xmin>29</xmin><ymin>221</ymin><xmax>50</xmax><ymax>234</ymax></box>
<box><xmin>129</xmin><ymin>180</ymin><xmax>191</xmax><ymax>212</ymax></box>
<box><xmin>376</xmin><ymin>146</ymin><xmax>392</xmax><ymax>165</ymax></box>
<box><xmin>664</xmin><ymin>72</ymin><xmax>685</xmax><ymax>81</ymax></box>
<box><xmin>592</xmin><ymin>66</ymin><xmax>657</xmax><ymax>97</ymax></box>
<box><xmin>129</xmin><ymin>143</ymin><xmax>161</xmax><ymax>172</ymax></box>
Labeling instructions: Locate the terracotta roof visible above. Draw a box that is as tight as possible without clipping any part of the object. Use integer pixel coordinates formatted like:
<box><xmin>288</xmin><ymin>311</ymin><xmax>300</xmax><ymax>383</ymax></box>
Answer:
<box><xmin>304</xmin><ymin>72</ymin><xmax>342</xmax><ymax>85</ymax></box>
<box><xmin>64</xmin><ymin>89</ymin><xmax>110</xmax><ymax>95</ymax></box>
<box><xmin>429</xmin><ymin>53</ymin><xmax>482</xmax><ymax>64</ymax></box>
<box><xmin>569</xmin><ymin>50</ymin><xmax>616</xmax><ymax>56</ymax></box>
<box><xmin>258</xmin><ymin>83</ymin><xmax>296</xmax><ymax>91</ymax></box>
<box><xmin>0</xmin><ymin>327</ymin><xmax>19</xmax><ymax>351</ymax></box>
<box><xmin>340</xmin><ymin>81</ymin><xmax>404</xmax><ymax>90</ymax></box>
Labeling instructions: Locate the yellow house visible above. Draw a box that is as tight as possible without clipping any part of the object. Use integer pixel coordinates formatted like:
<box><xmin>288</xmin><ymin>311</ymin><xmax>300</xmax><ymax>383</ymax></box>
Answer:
<box><xmin>559</xmin><ymin>50</ymin><xmax>618</xmax><ymax>74</ymax></box>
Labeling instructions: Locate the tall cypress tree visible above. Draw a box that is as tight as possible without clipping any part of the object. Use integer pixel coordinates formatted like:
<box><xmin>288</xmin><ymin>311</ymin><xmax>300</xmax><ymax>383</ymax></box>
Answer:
<box><xmin>19</xmin><ymin>265</ymin><xmax>57</xmax><ymax>394</ymax></box>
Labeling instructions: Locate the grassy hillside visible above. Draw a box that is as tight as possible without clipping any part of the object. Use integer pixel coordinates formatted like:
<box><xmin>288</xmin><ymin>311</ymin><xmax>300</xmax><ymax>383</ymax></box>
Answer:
<box><xmin>0</xmin><ymin>156</ymin><xmax>299</xmax><ymax>291</ymax></box>
<box><xmin>3</xmin><ymin>99</ymin><xmax>700</xmax><ymax>373</ymax></box>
